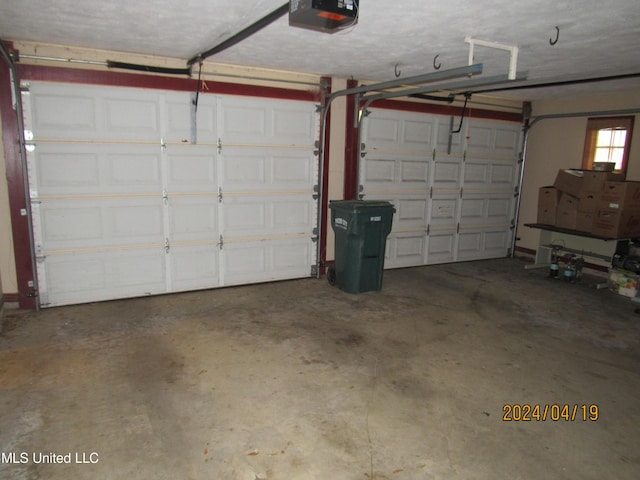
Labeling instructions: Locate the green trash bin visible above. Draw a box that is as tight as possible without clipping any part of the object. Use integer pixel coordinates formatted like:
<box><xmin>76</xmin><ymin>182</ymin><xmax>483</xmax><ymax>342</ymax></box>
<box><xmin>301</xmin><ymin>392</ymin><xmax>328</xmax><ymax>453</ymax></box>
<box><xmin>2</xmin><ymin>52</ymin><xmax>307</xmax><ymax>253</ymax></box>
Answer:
<box><xmin>328</xmin><ymin>200</ymin><xmax>395</xmax><ymax>293</ymax></box>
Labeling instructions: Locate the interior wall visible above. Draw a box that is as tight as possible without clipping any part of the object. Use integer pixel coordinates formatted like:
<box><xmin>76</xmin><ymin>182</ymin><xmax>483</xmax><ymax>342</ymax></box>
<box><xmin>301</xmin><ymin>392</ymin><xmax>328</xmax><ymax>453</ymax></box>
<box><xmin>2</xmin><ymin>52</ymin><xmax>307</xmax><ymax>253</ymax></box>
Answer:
<box><xmin>0</xmin><ymin>107</ymin><xmax>18</xmax><ymax>296</ymax></box>
<box><xmin>515</xmin><ymin>88</ymin><xmax>640</xmax><ymax>253</ymax></box>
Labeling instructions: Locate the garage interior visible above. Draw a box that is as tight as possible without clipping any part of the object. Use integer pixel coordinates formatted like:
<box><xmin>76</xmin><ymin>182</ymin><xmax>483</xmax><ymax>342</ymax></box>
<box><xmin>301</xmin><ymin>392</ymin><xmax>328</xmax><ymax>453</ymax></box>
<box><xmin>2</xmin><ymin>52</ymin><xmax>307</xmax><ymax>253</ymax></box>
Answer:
<box><xmin>1</xmin><ymin>1</ymin><xmax>639</xmax><ymax>479</ymax></box>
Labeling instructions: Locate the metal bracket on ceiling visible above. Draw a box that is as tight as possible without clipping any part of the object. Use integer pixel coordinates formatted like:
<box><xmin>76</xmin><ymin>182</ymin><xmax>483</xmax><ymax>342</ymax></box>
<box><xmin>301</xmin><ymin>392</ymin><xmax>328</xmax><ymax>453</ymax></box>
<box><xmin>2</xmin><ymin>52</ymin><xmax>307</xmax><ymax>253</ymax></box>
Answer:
<box><xmin>464</xmin><ymin>36</ymin><xmax>519</xmax><ymax>80</ymax></box>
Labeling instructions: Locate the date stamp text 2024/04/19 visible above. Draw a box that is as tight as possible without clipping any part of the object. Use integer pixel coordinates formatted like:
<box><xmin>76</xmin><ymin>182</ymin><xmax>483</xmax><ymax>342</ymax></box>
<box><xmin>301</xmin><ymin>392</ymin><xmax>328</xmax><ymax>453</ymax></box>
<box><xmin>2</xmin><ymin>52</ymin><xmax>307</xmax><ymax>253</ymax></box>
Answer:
<box><xmin>503</xmin><ymin>404</ymin><xmax>599</xmax><ymax>422</ymax></box>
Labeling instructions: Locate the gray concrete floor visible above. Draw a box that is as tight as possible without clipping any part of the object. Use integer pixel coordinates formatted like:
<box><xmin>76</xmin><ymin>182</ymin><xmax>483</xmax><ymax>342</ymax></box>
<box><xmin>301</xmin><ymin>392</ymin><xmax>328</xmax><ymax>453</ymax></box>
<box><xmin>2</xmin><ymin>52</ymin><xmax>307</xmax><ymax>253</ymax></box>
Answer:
<box><xmin>1</xmin><ymin>258</ymin><xmax>639</xmax><ymax>480</ymax></box>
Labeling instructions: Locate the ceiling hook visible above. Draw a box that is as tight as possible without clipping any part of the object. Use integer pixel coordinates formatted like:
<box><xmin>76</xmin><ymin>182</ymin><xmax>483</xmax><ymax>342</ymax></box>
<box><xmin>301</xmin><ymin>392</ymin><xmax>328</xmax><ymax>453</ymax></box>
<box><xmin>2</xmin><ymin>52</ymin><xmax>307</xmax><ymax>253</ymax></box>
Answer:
<box><xmin>549</xmin><ymin>26</ymin><xmax>559</xmax><ymax>46</ymax></box>
<box><xmin>433</xmin><ymin>54</ymin><xmax>441</xmax><ymax>70</ymax></box>
<box><xmin>394</xmin><ymin>64</ymin><xmax>401</xmax><ymax>78</ymax></box>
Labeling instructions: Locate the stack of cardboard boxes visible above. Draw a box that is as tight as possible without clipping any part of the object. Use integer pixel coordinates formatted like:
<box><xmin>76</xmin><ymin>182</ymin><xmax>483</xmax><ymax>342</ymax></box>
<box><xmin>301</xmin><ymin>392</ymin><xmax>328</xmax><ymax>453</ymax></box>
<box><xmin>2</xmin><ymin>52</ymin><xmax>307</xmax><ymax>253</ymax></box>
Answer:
<box><xmin>537</xmin><ymin>169</ymin><xmax>640</xmax><ymax>238</ymax></box>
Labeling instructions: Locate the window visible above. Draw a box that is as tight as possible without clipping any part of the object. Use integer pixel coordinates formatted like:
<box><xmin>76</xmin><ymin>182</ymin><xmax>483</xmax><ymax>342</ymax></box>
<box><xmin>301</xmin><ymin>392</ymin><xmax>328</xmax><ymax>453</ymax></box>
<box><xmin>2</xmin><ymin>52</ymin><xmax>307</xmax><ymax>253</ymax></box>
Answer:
<box><xmin>582</xmin><ymin>116</ymin><xmax>634</xmax><ymax>176</ymax></box>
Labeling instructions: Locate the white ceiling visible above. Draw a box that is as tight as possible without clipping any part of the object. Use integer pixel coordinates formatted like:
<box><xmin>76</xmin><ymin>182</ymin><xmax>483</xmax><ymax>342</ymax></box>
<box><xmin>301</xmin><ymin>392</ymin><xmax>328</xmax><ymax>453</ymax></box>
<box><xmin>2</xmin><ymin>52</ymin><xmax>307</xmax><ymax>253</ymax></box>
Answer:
<box><xmin>1</xmin><ymin>0</ymin><xmax>639</xmax><ymax>101</ymax></box>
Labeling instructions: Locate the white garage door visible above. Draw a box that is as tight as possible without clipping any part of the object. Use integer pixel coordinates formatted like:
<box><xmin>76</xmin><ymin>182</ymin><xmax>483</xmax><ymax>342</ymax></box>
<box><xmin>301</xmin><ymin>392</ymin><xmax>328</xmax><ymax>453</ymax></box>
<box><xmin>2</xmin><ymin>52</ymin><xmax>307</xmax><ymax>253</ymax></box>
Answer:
<box><xmin>359</xmin><ymin>108</ymin><xmax>521</xmax><ymax>268</ymax></box>
<box><xmin>22</xmin><ymin>82</ymin><xmax>319</xmax><ymax>307</ymax></box>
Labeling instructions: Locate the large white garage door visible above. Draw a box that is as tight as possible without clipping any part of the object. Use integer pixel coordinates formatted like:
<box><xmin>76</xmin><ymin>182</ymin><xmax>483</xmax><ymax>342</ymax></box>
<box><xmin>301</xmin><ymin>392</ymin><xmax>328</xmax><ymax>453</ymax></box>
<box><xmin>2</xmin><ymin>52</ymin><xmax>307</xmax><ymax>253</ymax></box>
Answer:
<box><xmin>22</xmin><ymin>82</ymin><xmax>319</xmax><ymax>307</ymax></box>
<box><xmin>360</xmin><ymin>108</ymin><xmax>521</xmax><ymax>268</ymax></box>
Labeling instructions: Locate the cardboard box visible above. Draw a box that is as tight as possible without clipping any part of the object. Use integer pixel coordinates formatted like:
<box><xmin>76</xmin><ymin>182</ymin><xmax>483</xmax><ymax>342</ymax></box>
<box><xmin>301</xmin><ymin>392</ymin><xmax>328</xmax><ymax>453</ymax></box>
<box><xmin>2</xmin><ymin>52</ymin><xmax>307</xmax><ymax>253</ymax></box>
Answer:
<box><xmin>538</xmin><ymin>187</ymin><xmax>561</xmax><ymax>210</ymax></box>
<box><xmin>591</xmin><ymin>208</ymin><xmax>640</xmax><ymax>238</ymax></box>
<box><xmin>555</xmin><ymin>208</ymin><xmax>578</xmax><ymax>230</ymax></box>
<box><xmin>553</xmin><ymin>169</ymin><xmax>583</xmax><ymax>196</ymax></box>
<box><xmin>537</xmin><ymin>207</ymin><xmax>557</xmax><ymax>225</ymax></box>
<box><xmin>575</xmin><ymin>211</ymin><xmax>595</xmax><ymax>233</ymax></box>
<box><xmin>599</xmin><ymin>181</ymin><xmax>640</xmax><ymax>210</ymax></box>
<box><xmin>581</xmin><ymin>171</ymin><xmax>625</xmax><ymax>192</ymax></box>
<box><xmin>577</xmin><ymin>191</ymin><xmax>600</xmax><ymax>213</ymax></box>
<box><xmin>558</xmin><ymin>192</ymin><xmax>579</xmax><ymax>210</ymax></box>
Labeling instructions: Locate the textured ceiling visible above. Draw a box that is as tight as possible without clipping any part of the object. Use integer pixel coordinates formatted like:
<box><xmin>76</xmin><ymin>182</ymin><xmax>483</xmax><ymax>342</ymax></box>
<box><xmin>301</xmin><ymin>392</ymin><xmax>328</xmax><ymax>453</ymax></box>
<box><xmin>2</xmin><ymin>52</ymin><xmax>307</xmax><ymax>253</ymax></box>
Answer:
<box><xmin>1</xmin><ymin>0</ymin><xmax>639</xmax><ymax>100</ymax></box>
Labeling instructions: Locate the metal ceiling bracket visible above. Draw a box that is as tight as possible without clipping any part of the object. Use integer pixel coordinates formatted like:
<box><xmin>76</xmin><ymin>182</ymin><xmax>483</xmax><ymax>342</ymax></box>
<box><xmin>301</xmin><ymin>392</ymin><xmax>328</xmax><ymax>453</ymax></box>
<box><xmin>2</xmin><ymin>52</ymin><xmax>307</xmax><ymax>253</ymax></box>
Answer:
<box><xmin>465</xmin><ymin>37</ymin><xmax>519</xmax><ymax>80</ymax></box>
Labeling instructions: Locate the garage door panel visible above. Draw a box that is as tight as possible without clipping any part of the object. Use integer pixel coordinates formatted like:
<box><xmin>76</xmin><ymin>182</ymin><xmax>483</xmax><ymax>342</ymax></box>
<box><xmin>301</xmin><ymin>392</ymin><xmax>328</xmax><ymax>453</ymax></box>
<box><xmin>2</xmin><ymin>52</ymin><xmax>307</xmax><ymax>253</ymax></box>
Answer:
<box><xmin>31</xmin><ymin>144</ymin><xmax>162</xmax><ymax>196</ymax></box>
<box><xmin>166</xmin><ymin>145</ymin><xmax>217</xmax><ymax>190</ymax></box>
<box><xmin>164</xmin><ymin>93</ymin><xmax>217</xmax><ymax>144</ymax></box>
<box><xmin>466</xmin><ymin>119</ymin><xmax>521</xmax><ymax>158</ymax></box>
<box><xmin>429</xmin><ymin>196</ymin><xmax>458</xmax><ymax>227</ymax></box>
<box><xmin>41</xmin><ymin>249</ymin><xmax>167</xmax><ymax>307</ymax></box>
<box><xmin>457</xmin><ymin>231</ymin><xmax>483</xmax><ymax>260</ymax></box>
<box><xmin>168</xmin><ymin>197</ymin><xmax>217</xmax><ymax>243</ymax></box>
<box><xmin>223</xmin><ymin>238</ymin><xmax>312</xmax><ymax>285</ymax></box>
<box><xmin>385</xmin><ymin>233</ymin><xmax>427</xmax><ymax>268</ymax></box>
<box><xmin>31</xmin><ymin>90</ymin><xmax>97</xmax><ymax>137</ymax></box>
<box><xmin>219</xmin><ymin>97</ymin><xmax>317</xmax><ymax>145</ymax></box>
<box><xmin>223</xmin><ymin>196</ymin><xmax>313</xmax><ymax>237</ymax></box>
<box><xmin>38</xmin><ymin>198</ymin><xmax>164</xmax><ymax>250</ymax></box>
<box><xmin>169</xmin><ymin>245</ymin><xmax>219</xmax><ymax>291</ymax></box>
<box><xmin>104</xmin><ymin>96</ymin><xmax>159</xmax><ymax>140</ymax></box>
<box><xmin>427</xmin><ymin>230</ymin><xmax>457</xmax><ymax>264</ymax></box>
<box><xmin>436</xmin><ymin>120</ymin><xmax>464</xmax><ymax>154</ymax></box>
<box><xmin>221</xmin><ymin>149</ymin><xmax>315</xmax><ymax>191</ymax></box>
<box><xmin>433</xmin><ymin>158</ymin><xmax>462</xmax><ymax>189</ymax></box>
<box><xmin>362</xmin><ymin>110</ymin><xmax>435</xmax><ymax>151</ymax></box>
<box><xmin>460</xmin><ymin>194</ymin><xmax>512</xmax><ymax>226</ymax></box>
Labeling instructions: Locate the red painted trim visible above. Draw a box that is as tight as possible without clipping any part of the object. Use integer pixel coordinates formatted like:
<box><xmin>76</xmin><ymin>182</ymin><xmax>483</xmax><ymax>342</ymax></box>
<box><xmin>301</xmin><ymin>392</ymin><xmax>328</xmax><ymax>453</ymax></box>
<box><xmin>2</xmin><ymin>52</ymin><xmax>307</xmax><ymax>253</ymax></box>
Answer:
<box><xmin>319</xmin><ymin>77</ymin><xmax>331</xmax><ymax>273</ymax></box>
<box><xmin>370</xmin><ymin>98</ymin><xmax>523</xmax><ymax>123</ymax></box>
<box><xmin>343</xmin><ymin>79</ymin><xmax>359</xmax><ymax>200</ymax></box>
<box><xmin>2</xmin><ymin>293</ymin><xmax>20</xmax><ymax>303</ymax></box>
<box><xmin>0</xmin><ymin>58</ymin><xmax>37</xmax><ymax>309</ymax></box>
<box><xmin>17</xmin><ymin>64</ymin><xmax>321</xmax><ymax>102</ymax></box>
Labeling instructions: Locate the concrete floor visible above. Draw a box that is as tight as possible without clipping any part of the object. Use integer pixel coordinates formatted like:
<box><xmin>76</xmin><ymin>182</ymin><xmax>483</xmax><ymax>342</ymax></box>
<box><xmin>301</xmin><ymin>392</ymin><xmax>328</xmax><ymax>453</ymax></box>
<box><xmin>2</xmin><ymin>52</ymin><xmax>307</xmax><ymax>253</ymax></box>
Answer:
<box><xmin>1</xmin><ymin>258</ymin><xmax>639</xmax><ymax>480</ymax></box>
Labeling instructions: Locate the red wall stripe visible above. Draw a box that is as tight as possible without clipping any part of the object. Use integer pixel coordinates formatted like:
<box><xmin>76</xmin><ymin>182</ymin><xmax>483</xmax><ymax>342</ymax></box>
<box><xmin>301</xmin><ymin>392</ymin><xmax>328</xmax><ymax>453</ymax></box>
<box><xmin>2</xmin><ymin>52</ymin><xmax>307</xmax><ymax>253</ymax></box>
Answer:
<box><xmin>17</xmin><ymin>64</ymin><xmax>322</xmax><ymax>102</ymax></box>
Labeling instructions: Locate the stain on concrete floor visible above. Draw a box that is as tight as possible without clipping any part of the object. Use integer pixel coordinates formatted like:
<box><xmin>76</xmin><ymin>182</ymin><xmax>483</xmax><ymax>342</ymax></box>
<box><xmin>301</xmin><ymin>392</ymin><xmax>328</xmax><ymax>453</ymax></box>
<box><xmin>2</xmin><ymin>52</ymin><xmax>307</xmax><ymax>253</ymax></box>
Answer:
<box><xmin>1</xmin><ymin>258</ymin><xmax>639</xmax><ymax>479</ymax></box>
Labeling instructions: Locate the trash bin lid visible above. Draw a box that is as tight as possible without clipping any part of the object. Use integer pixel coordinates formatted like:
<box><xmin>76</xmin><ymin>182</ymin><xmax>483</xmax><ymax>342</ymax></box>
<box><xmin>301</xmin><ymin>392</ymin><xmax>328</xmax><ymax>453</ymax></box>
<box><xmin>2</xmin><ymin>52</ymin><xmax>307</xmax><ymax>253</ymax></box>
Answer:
<box><xmin>329</xmin><ymin>200</ymin><xmax>395</xmax><ymax>212</ymax></box>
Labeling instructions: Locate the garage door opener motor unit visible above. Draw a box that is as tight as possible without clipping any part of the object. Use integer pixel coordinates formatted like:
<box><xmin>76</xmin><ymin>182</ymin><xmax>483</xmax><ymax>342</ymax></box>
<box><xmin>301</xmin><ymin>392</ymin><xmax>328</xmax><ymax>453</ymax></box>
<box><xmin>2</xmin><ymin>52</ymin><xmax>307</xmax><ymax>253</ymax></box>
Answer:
<box><xmin>289</xmin><ymin>0</ymin><xmax>358</xmax><ymax>33</ymax></box>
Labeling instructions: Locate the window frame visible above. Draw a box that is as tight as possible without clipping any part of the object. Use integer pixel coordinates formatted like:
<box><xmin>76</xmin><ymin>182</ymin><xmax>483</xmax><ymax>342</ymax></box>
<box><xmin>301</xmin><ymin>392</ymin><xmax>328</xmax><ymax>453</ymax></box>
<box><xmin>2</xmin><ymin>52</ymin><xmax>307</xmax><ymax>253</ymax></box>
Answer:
<box><xmin>581</xmin><ymin>116</ymin><xmax>634</xmax><ymax>176</ymax></box>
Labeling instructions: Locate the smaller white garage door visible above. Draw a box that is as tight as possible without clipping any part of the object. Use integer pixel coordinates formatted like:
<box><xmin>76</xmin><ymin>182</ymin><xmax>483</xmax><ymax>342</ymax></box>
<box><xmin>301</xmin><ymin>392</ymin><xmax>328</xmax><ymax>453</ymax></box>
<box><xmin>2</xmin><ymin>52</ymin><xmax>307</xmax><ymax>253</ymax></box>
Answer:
<box><xmin>359</xmin><ymin>108</ymin><xmax>521</xmax><ymax>268</ymax></box>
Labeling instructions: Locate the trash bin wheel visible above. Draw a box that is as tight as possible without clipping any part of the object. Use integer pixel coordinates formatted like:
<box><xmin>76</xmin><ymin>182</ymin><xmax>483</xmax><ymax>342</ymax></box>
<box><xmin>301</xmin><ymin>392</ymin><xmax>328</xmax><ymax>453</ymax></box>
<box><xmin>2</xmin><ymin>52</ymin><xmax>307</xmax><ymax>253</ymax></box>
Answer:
<box><xmin>327</xmin><ymin>266</ymin><xmax>337</xmax><ymax>287</ymax></box>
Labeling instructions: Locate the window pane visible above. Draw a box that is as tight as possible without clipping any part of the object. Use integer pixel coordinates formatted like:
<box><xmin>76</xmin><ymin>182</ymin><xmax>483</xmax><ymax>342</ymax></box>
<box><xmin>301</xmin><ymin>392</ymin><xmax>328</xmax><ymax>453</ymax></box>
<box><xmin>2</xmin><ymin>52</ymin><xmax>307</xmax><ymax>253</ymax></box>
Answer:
<box><xmin>611</xmin><ymin>148</ymin><xmax>624</xmax><ymax>169</ymax></box>
<box><xmin>594</xmin><ymin>148</ymin><xmax>611</xmax><ymax>163</ymax></box>
<box><xmin>613</xmin><ymin>129</ymin><xmax>627</xmax><ymax>147</ymax></box>
<box><xmin>596</xmin><ymin>129</ymin><xmax>612</xmax><ymax>146</ymax></box>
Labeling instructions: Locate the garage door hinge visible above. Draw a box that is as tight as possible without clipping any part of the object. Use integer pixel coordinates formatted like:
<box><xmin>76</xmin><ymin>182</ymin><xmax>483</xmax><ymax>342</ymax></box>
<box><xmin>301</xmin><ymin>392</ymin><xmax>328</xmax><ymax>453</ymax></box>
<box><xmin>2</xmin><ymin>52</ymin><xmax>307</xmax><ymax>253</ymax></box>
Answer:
<box><xmin>457</xmin><ymin>223</ymin><xmax>460</xmax><ymax>234</ymax></box>
<box><xmin>460</xmin><ymin>187</ymin><xmax>464</xmax><ymax>198</ymax></box>
<box><xmin>313</xmin><ymin>184</ymin><xmax>319</xmax><ymax>200</ymax></box>
<box><xmin>218</xmin><ymin>187</ymin><xmax>223</xmax><ymax>203</ymax></box>
<box><xmin>427</xmin><ymin>224</ymin><xmax>430</xmax><ymax>235</ymax></box>
<box><xmin>163</xmin><ymin>189</ymin><xmax>169</xmax><ymax>204</ymax></box>
<box><xmin>217</xmin><ymin>138</ymin><xmax>222</xmax><ymax>154</ymax></box>
<box><xmin>164</xmin><ymin>238</ymin><xmax>170</xmax><ymax>253</ymax></box>
<box><xmin>310</xmin><ymin>265</ymin><xmax>318</xmax><ymax>276</ymax></box>
<box><xmin>217</xmin><ymin>235</ymin><xmax>224</xmax><ymax>250</ymax></box>
<box><xmin>429</xmin><ymin>187</ymin><xmax>433</xmax><ymax>199</ymax></box>
<box><xmin>161</xmin><ymin>137</ymin><xmax>166</xmax><ymax>151</ymax></box>
<box><xmin>35</xmin><ymin>254</ymin><xmax>46</xmax><ymax>262</ymax></box>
